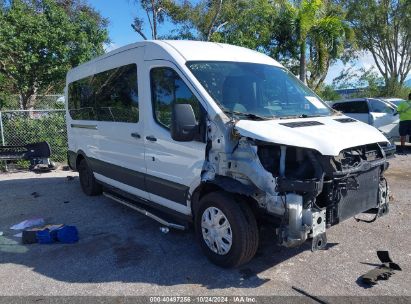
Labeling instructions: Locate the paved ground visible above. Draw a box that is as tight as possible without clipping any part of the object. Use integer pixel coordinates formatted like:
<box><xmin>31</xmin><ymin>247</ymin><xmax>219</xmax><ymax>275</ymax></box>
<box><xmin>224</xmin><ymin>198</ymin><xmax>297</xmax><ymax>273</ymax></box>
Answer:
<box><xmin>0</xmin><ymin>153</ymin><xmax>410</xmax><ymax>298</ymax></box>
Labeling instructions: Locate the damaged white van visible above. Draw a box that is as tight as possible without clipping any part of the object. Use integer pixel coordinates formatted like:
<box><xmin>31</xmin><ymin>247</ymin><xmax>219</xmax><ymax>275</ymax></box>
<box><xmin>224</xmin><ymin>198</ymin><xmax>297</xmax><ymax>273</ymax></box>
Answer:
<box><xmin>66</xmin><ymin>41</ymin><xmax>390</xmax><ymax>267</ymax></box>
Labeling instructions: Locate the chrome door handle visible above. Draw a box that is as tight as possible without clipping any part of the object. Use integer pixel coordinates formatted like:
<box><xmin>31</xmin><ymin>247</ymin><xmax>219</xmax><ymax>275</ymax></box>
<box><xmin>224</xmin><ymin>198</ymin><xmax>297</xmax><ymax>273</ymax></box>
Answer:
<box><xmin>131</xmin><ymin>132</ymin><xmax>141</xmax><ymax>139</ymax></box>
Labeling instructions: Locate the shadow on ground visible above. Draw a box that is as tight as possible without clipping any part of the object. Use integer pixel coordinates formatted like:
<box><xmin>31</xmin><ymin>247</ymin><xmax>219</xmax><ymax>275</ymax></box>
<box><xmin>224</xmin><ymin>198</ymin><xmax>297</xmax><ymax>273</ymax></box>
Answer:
<box><xmin>395</xmin><ymin>145</ymin><xmax>411</xmax><ymax>155</ymax></box>
<box><xmin>0</xmin><ymin>176</ymin><xmax>337</xmax><ymax>290</ymax></box>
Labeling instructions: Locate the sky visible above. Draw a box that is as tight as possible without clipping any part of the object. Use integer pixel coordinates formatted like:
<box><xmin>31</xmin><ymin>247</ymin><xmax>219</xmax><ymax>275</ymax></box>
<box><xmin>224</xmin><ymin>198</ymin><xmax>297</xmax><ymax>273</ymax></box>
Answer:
<box><xmin>87</xmin><ymin>0</ymin><xmax>408</xmax><ymax>86</ymax></box>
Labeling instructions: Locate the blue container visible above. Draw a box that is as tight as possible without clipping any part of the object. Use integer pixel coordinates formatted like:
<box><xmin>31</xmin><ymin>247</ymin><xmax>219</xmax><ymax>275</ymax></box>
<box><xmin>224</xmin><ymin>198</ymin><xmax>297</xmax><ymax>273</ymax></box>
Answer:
<box><xmin>36</xmin><ymin>229</ymin><xmax>57</xmax><ymax>244</ymax></box>
<box><xmin>56</xmin><ymin>226</ymin><xmax>78</xmax><ymax>243</ymax></box>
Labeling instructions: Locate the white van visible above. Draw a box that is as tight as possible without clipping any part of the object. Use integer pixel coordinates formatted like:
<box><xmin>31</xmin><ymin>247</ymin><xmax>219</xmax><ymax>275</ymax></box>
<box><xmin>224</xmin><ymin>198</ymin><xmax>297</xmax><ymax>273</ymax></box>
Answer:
<box><xmin>66</xmin><ymin>41</ymin><xmax>390</xmax><ymax>267</ymax></box>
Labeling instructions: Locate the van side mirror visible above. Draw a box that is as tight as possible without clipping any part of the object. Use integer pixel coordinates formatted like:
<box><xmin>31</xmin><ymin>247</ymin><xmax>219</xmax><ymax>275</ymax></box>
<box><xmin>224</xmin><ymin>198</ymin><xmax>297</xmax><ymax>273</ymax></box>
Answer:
<box><xmin>171</xmin><ymin>103</ymin><xmax>198</xmax><ymax>142</ymax></box>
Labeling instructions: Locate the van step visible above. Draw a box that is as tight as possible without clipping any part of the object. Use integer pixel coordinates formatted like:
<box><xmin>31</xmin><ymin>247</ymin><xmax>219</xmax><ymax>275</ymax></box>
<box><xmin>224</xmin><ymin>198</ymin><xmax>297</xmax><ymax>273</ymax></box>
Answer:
<box><xmin>102</xmin><ymin>192</ymin><xmax>186</xmax><ymax>230</ymax></box>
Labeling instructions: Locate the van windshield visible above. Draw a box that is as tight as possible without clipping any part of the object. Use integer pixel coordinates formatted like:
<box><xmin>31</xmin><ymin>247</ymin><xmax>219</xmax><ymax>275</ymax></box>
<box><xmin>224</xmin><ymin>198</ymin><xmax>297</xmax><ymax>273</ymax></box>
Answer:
<box><xmin>187</xmin><ymin>61</ymin><xmax>332</xmax><ymax>119</ymax></box>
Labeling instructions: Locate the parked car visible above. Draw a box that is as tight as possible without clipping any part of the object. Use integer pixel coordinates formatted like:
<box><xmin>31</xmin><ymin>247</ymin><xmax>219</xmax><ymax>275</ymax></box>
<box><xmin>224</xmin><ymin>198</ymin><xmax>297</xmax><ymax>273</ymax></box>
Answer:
<box><xmin>331</xmin><ymin>98</ymin><xmax>399</xmax><ymax>141</ymax></box>
<box><xmin>379</xmin><ymin>98</ymin><xmax>406</xmax><ymax>108</ymax></box>
<box><xmin>66</xmin><ymin>41</ymin><xmax>390</xmax><ymax>267</ymax></box>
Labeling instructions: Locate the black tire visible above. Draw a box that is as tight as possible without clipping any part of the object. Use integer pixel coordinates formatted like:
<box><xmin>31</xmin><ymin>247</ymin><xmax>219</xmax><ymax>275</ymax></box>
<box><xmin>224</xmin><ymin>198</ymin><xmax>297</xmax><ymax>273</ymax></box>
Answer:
<box><xmin>195</xmin><ymin>191</ymin><xmax>259</xmax><ymax>268</ymax></box>
<box><xmin>78</xmin><ymin>159</ymin><xmax>102</xmax><ymax>196</ymax></box>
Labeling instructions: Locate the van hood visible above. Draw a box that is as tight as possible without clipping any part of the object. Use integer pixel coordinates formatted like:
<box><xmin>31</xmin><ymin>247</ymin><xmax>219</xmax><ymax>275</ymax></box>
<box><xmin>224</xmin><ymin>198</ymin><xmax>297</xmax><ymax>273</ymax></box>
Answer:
<box><xmin>234</xmin><ymin>116</ymin><xmax>388</xmax><ymax>156</ymax></box>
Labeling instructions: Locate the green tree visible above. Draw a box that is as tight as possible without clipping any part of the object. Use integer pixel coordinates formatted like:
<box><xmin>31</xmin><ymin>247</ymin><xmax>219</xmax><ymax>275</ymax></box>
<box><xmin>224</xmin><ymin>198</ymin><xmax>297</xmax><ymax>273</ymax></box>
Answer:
<box><xmin>132</xmin><ymin>0</ymin><xmax>170</xmax><ymax>40</ymax></box>
<box><xmin>0</xmin><ymin>73</ymin><xmax>17</xmax><ymax>110</ymax></box>
<box><xmin>0</xmin><ymin>0</ymin><xmax>109</xmax><ymax>109</ymax></box>
<box><xmin>332</xmin><ymin>66</ymin><xmax>385</xmax><ymax>97</ymax></box>
<box><xmin>316</xmin><ymin>84</ymin><xmax>341</xmax><ymax>101</ymax></box>
<box><xmin>165</xmin><ymin>0</ymin><xmax>236</xmax><ymax>41</ymax></box>
<box><xmin>345</xmin><ymin>0</ymin><xmax>411</xmax><ymax>95</ymax></box>
<box><xmin>283</xmin><ymin>0</ymin><xmax>353</xmax><ymax>88</ymax></box>
<box><xmin>165</xmin><ymin>0</ymin><xmax>352</xmax><ymax>91</ymax></box>
<box><xmin>211</xmin><ymin>0</ymin><xmax>278</xmax><ymax>49</ymax></box>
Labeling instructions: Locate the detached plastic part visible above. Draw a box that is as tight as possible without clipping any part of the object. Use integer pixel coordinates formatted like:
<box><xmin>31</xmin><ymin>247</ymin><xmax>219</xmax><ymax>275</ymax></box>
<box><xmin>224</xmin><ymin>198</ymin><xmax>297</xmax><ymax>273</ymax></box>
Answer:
<box><xmin>360</xmin><ymin>251</ymin><xmax>402</xmax><ymax>286</ymax></box>
<box><xmin>0</xmin><ymin>141</ymin><xmax>55</xmax><ymax>172</ymax></box>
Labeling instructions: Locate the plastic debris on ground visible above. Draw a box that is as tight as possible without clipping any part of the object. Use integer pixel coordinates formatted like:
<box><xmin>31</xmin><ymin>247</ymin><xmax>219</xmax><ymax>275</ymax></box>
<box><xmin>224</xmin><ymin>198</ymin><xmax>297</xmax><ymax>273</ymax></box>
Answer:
<box><xmin>22</xmin><ymin>224</ymin><xmax>79</xmax><ymax>245</ymax></box>
<box><xmin>31</xmin><ymin>192</ymin><xmax>40</xmax><ymax>198</ymax></box>
<box><xmin>10</xmin><ymin>218</ymin><xmax>45</xmax><ymax>230</ymax></box>
<box><xmin>360</xmin><ymin>251</ymin><xmax>402</xmax><ymax>286</ymax></box>
<box><xmin>0</xmin><ymin>231</ymin><xmax>3</xmax><ymax>236</ymax></box>
<box><xmin>160</xmin><ymin>227</ymin><xmax>169</xmax><ymax>234</ymax></box>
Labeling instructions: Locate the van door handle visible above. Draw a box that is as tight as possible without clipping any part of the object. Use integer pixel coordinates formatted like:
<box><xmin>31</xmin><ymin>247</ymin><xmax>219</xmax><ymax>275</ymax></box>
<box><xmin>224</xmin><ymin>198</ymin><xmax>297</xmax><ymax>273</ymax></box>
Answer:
<box><xmin>131</xmin><ymin>132</ymin><xmax>141</xmax><ymax>139</ymax></box>
<box><xmin>146</xmin><ymin>135</ymin><xmax>157</xmax><ymax>142</ymax></box>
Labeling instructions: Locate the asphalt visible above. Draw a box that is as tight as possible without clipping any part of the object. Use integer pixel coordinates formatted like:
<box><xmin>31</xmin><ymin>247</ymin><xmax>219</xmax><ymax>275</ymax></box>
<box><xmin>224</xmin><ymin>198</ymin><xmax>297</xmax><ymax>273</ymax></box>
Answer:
<box><xmin>0</xmin><ymin>154</ymin><xmax>410</xmax><ymax>298</ymax></box>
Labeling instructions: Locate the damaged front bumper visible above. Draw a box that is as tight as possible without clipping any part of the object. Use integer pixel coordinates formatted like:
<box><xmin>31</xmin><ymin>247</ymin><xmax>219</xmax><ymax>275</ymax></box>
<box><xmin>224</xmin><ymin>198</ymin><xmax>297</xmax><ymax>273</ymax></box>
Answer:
<box><xmin>258</xmin><ymin>143</ymin><xmax>390</xmax><ymax>250</ymax></box>
<box><xmin>204</xmin><ymin>119</ymin><xmax>390</xmax><ymax>252</ymax></box>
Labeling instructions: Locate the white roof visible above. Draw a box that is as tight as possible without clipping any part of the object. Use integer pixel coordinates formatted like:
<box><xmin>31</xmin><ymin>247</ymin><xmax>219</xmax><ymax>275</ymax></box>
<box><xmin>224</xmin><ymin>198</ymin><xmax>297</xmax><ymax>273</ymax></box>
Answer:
<box><xmin>157</xmin><ymin>40</ymin><xmax>282</xmax><ymax>66</ymax></box>
<box><xmin>68</xmin><ymin>40</ymin><xmax>283</xmax><ymax>76</ymax></box>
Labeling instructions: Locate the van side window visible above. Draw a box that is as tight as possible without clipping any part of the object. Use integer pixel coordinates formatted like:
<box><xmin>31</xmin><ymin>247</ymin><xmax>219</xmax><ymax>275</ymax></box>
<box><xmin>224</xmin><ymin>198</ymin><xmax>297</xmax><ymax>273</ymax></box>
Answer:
<box><xmin>68</xmin><ymin>64</ymin><xmax>139</xmax><ymax>123</ymax></box>
<box><xmin>150</xmin><ymin>67</ymin><xmax>200</xmax><ymax>129</ymax></box>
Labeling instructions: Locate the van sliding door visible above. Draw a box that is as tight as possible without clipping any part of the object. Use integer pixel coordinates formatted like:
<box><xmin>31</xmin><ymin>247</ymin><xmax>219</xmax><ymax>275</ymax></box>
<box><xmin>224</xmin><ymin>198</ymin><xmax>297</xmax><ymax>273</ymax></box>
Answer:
<box><xmin>91</xmin><ymin>47</ymin><xmax>149</xmax><ymax>200</ymax></box>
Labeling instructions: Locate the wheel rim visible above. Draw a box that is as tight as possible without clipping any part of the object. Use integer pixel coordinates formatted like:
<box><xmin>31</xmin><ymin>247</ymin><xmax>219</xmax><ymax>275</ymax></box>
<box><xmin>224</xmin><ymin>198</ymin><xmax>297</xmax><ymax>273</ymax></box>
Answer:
<box><xmin>201</xmin><ymin>207</ymin><xmax>233</xmax><ymax>255</ymax></box>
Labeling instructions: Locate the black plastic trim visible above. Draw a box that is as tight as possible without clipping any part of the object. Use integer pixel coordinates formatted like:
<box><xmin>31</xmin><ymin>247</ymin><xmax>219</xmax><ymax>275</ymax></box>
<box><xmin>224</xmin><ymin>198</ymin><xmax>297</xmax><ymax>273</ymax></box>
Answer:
<box><xmin>279</xmin><ymin>121</ymin><xmax>324</xmax><ymax>128</ymax></box>
<box><xmin>145</xmin><ymin>175</ymin><xmax>189</xmax><ymax>204</ymax></box>
<box><xmin>88</xmin><ymin>157</ymin><xmax>146</xmax><ymax>191</ymax></box>
<box><xmin>67</xmin><ymin>150</ymin><xmax>77</xmax><ymax>170</ymax></box>
<box><xmin>85</xmin><ymin>156</ymin><xmax>189</xmax><ymax>206</ymax></box>
<box><xmin>102</xmin><ymin>184</ymin><xmax>192</xmax><ymax>223</ymax></box>
<box><xmin>334</xmin><ymin>118</ymin><xmax>357</xmax><ymax>123</ymax></box>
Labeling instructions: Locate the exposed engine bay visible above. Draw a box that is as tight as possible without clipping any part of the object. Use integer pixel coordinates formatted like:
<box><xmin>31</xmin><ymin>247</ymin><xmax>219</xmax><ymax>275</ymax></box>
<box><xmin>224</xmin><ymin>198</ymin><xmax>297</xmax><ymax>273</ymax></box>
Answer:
<box><xmin>202</xmin><ymin>118</ymin><xmax>390</xmax><ymax>251</ymax></box>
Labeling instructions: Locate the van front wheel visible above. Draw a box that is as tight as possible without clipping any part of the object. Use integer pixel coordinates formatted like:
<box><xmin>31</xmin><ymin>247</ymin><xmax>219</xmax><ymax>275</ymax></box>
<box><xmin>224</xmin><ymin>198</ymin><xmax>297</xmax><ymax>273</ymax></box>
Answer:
<box><xmin>78</xmin><ymin>159</ymin><xmax>102</xmax><ymax>196</ymax></box>
<box><xmin>195</xmin><ymin>191</ymin><xmax>259</xmax><ymax>268</ymax></box>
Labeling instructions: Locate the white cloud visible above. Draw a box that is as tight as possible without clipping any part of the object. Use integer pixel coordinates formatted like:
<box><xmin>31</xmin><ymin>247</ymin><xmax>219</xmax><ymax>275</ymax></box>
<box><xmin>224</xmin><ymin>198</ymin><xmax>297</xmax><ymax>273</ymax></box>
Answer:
<box><xmin>325</xmin><ymin>51</ymin><xmax>411</xmax><ymax>85</ymax></box>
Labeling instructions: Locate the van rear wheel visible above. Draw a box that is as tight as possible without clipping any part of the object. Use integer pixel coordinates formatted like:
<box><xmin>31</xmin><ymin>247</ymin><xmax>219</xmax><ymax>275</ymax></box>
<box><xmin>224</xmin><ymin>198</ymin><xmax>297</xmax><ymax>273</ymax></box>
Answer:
<box><xmin>195</xmin><ymin>191</ymin><xmax>259</xmax><ymax>268</ymax></box>
<box><xmin>78</xmin><ymin>159</ymin><xmax>102</xmax><ymax>196</ymax></box>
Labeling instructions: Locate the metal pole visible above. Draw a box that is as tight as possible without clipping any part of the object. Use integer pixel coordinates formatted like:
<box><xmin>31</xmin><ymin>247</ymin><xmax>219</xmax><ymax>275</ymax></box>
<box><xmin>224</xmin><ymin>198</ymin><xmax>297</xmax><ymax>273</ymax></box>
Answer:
<box><xmin>0</xmin><ymin>111</ymin><xmax>7</xmax><ymax>171</ymax></box>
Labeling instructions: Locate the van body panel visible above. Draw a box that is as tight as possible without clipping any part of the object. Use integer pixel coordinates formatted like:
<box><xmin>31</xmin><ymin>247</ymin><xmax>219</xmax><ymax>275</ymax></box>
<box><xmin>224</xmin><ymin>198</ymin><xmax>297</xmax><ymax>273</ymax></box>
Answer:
<box><xmin>142</xmin><ymin>60</ymin><xmax>207</xmax><ymax>208</ymax></box>
<box><xmin>234</xmin><ymin>115</ymin><xmax>388</xmax><ymax>156</ymax></box>
<box><xmin>93</xmin><ymin>48</ymin><xmax>147</xmax><ymax>199</ymax></box>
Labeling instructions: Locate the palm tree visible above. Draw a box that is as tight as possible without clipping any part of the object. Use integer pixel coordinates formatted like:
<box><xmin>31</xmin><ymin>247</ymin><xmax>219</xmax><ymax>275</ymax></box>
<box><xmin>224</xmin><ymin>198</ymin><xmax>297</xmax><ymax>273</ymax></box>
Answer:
<box><xmin>286</xmin><ymin>0</ymin><xmax>352</xmax><ymax>87</ymax></box>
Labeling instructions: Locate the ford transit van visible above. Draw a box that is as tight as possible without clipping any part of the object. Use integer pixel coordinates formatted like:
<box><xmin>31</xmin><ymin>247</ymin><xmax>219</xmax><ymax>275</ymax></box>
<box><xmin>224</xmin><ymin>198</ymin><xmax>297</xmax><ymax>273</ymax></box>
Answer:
<box><xmin>66</xmin><ymin>41</ymin><xmax>390</xmax><ymax>267</ymax></box>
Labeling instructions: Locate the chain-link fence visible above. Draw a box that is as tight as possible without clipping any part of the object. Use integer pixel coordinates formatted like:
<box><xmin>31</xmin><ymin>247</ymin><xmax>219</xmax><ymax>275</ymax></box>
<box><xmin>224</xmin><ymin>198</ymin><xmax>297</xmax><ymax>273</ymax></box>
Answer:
<box><xmin>0</xmin><ymin>109</ymin><xmax>67</xmax><ymax>170</ymax></box>
<box><xmin>0</xmin><ymin>94</ymin><xmax>65</xmax><ymax>111</ymax></box>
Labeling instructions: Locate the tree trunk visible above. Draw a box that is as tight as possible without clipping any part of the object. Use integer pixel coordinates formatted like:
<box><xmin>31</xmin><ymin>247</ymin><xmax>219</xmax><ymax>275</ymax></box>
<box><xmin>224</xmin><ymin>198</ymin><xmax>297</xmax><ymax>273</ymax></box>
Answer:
<box><xmin>385</xmin><ymin>77</ymin><xmax>400</xmax><ymax>96</ymax></box>
<box><xmin>207</xmin><ymin>0</ymin><xmax>223</xmax><ymax>41</ymax></box>
<box><xmin>20</xmin><ymin>87</ymin><xmax>37</xmax><ymax>110</ymax></box>
<box><xmin>151</xmin><ymin>0</ymin><xmax>157</xmax><ymax>39</ymax></box>
<box><xmin>299</xmin><ymin>41</ymin><xmax>307</xmax><ymax>84</ymax></box>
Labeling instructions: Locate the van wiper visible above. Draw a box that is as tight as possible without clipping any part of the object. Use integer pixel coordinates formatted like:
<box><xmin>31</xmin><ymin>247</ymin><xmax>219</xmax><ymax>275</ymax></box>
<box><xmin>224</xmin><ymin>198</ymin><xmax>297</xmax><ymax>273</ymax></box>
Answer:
<box><xmin>298</xmin><ymin>114</ymin><xmax>325</xmax><ymax>118</ymax></box>
<box><xmin>223</xmin><ymin>110</ymin><xmax>272</xmax><ymax>121</ymax></box>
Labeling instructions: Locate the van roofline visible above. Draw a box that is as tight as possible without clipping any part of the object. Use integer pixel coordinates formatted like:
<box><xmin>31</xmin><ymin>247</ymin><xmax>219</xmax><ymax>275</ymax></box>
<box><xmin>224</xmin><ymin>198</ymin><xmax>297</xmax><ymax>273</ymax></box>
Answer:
<box><xmin>67</xmin><ymin>40</ymin><xmax>283</xmax><ymax>78</ymax></box>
